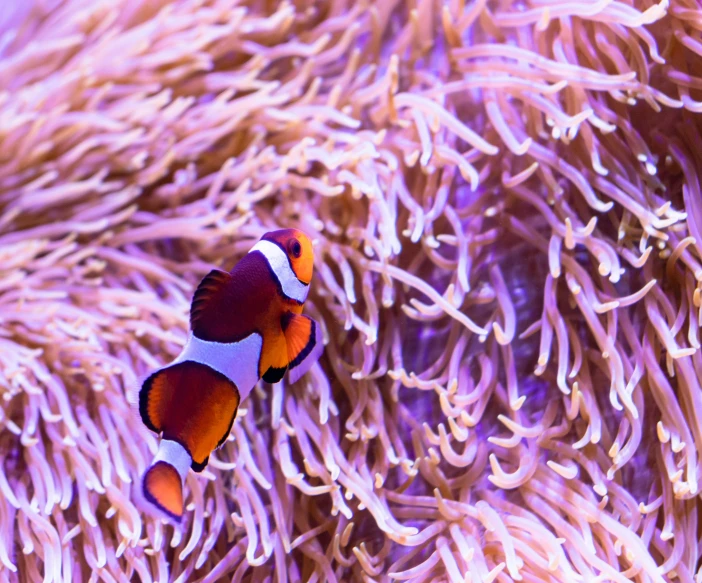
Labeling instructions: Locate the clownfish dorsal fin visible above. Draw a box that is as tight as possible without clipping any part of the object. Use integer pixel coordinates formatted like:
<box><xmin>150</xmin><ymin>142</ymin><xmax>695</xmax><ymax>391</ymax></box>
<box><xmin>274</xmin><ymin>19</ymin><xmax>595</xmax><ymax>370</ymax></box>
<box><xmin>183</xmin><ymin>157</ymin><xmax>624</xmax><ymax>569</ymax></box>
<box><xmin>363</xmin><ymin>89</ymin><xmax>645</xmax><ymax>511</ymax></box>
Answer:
<box><xmin>280</xmin><ymin>312</ymin><xmax>324</xmax><ymax>384</ymax></box>
<box><xmin>190</xmin><ymin>269</ymin><xmax>232</xmax><ymax>333</ymax></box>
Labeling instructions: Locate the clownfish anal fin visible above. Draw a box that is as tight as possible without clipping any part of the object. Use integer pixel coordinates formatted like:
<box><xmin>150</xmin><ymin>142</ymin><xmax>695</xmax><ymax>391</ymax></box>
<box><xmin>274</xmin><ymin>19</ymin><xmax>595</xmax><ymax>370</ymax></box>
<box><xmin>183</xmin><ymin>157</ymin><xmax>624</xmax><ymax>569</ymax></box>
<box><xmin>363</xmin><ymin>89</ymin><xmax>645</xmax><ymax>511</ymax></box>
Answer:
<box><xmin>139</xmin><ymin>369</ymin><xmax>176</xmax><ymax>434</ymax></box>
<box><xmin>191</xmin><ymin>390</ymin><xmax>237</xmax><ymax>472</ymax></box>
<box><xmin>281</xmin><ymin>312</ymin><xmax>324</xmax><ymax>384</ymax></box>
<box><xmin>263</xmin><ymin>366</ymin><xmax>287</xmax><ymax>384</ymax></box>
<box><xmin>190</xmin><ymin>269</ymin><xmax>232</xmax><ymax>333</ymax></box>
<box><xmin>215</xmin><ymin>408</ymin><xmax>237</xmax><ymax>451</ymax></box>
<box><xmin>141</xmin><ymin>361</ymin><xmax>240</xmax><ymax>475</ymax></box>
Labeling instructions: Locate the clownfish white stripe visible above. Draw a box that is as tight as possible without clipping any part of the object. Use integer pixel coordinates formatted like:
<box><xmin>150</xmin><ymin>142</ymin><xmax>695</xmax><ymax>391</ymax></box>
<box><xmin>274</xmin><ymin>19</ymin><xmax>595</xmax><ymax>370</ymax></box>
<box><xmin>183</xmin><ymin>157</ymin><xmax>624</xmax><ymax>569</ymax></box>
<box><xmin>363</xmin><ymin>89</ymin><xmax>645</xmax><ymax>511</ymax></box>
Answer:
<box><xmin>170</xmin><ymin>332</ymin><xmax>262</xmax><ymax>401</ymax></box>
<box><xmin>250</xmin><ymin>240</ymin><xmax>309</xmax><ymax>303</ymax></box>
<box><xmin>153</xmin><ymin>439</ymin><xmax>191</xmax><ymax>482</ymax></box>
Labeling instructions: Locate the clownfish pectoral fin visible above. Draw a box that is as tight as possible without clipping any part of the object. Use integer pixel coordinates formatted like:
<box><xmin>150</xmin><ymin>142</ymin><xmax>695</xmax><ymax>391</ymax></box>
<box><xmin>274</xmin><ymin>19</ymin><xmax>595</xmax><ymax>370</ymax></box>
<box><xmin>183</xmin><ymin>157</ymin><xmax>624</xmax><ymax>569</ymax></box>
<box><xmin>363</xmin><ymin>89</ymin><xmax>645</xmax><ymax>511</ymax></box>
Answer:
<box><xmin>260</xmin><ymin>331</ymin><xmax>289</xmax><ymax>383</ymax></box>
<box><xmin>143</xmin><ymin>461</ymin><xmax>184</xmax><ymax>522</ymax></box>
<box><xmin>190</xmin><ymin>269</ymin><xmax>232</xmax><ymax>333</ymax></box>
<box><xmin>281</xmin><ymin>313</ymin><xmax>324</xmax><ymax>384</ymax></box>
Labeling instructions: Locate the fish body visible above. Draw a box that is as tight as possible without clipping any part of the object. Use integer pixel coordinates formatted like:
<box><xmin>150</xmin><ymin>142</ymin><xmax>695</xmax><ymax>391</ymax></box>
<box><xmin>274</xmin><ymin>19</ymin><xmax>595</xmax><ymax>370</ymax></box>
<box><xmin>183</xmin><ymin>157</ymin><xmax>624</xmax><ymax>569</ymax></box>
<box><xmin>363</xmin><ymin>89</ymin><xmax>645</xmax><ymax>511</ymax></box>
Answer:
<box><xmin>138</xmin><ymin>229</ymin><xmax>323</xmax><ymax>521</ymax></box>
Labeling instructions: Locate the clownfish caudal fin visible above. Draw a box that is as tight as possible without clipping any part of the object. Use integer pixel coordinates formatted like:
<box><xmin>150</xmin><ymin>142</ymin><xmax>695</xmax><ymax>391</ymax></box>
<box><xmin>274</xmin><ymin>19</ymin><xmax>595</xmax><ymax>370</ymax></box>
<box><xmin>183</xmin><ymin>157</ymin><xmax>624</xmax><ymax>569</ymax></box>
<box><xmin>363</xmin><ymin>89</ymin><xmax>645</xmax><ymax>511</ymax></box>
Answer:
<box><xmin>142</xmin><ymin>440</ymin><xmax>191</xmax><ymax>522</ymax></box>
<box><xmin>281</xmin><ymin>312</ymin><xmax>324</xmax><ymax>384</ymax></box>
<box><xmin>143</xmin><ymin>462</ymin><xmax>184</xmax><ymax>521</ymax></box>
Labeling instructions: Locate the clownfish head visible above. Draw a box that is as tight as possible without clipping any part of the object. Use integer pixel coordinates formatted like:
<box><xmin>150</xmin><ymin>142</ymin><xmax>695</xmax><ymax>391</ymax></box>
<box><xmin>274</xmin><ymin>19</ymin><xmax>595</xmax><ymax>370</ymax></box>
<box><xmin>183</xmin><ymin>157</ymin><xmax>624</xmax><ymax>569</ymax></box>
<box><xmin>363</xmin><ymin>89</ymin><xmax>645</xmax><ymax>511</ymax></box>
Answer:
<box><xmin>262</xmin><ymin>229</ymin><xmax>314</xmax><ymax>285</ymax></box>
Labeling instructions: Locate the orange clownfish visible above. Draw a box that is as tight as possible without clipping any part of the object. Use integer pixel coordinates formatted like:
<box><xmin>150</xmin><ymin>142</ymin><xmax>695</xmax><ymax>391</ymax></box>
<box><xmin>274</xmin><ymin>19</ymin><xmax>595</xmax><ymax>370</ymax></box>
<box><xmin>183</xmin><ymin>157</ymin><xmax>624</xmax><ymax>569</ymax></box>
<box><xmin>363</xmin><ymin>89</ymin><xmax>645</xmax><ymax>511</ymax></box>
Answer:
<box><xmin>138</xmin><ymin>229</ymin><xmax>323</xmax><ymax>521</ymax></box>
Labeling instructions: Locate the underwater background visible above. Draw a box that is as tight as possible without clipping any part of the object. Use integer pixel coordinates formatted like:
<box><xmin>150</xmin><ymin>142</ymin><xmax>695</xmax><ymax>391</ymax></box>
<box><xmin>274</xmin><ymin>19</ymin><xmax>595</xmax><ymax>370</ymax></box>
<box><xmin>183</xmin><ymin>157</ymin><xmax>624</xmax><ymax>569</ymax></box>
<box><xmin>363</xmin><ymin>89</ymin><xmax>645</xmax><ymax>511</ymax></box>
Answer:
<box><xmin>0</xmin><ymin>0</ymin><xmax>701</xmax><ymax>581</ymax></box>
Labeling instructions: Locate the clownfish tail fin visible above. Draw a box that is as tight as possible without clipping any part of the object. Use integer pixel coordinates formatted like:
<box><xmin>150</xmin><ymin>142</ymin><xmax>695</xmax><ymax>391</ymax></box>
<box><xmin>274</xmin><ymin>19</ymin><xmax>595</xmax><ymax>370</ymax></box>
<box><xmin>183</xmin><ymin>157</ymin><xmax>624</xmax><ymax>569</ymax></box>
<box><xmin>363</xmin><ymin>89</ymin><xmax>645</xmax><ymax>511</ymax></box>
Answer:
<box><xmin>142</xmin><ymin>440</ymin><xmax>191</xmax><ymax>522</ymax></box>
<box><xmin>143</xmin><ymin>462</ymin><xmax>184</xmax><ymax>522</ymax></box>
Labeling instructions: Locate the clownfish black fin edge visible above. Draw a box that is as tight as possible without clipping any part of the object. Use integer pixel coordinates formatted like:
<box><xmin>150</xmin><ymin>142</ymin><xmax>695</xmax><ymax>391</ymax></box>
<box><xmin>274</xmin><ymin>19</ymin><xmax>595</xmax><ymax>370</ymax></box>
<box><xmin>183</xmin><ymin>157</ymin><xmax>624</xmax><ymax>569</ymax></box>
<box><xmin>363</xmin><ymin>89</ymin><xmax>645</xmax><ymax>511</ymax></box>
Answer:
<box><xmin>263</xmin><ymin>365</ymin><xmax>287</xmax><ymax>383</ymax></box>
<box><xmin>191</xmin><ymin>456</ymin><xmax>209</xmax><ymax>472</ymax></box>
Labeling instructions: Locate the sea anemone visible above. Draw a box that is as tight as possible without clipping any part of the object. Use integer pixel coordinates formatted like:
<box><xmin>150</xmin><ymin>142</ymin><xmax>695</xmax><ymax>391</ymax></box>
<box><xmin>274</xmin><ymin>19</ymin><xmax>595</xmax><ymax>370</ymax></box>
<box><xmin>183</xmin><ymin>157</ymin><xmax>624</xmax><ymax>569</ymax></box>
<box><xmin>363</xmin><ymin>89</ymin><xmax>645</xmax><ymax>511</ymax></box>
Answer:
<box><xmin>1</xmin><ymin>0</ymin><xmax>702</xmax><ymax>581</ymax></box>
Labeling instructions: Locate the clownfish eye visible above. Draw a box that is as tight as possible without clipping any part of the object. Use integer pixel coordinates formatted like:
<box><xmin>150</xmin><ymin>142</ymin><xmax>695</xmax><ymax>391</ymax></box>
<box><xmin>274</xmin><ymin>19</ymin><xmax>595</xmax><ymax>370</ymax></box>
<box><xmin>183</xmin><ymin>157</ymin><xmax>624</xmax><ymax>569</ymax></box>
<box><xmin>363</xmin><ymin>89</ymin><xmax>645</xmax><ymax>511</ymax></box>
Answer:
<box><xmin>289</xmin><ymin>239</ymin><xmax>302</xmax><ymax>258</ymax></box>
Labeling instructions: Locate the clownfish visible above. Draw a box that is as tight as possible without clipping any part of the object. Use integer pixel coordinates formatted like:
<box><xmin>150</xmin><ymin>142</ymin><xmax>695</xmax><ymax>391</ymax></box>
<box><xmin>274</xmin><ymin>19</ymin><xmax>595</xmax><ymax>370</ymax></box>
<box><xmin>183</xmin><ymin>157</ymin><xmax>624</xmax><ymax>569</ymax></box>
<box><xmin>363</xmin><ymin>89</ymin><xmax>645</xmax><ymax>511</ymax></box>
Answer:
<box><xmin>137</xmin><ymin>229</ymin><xmax>323</xmax><ymax>521</ymax></box>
